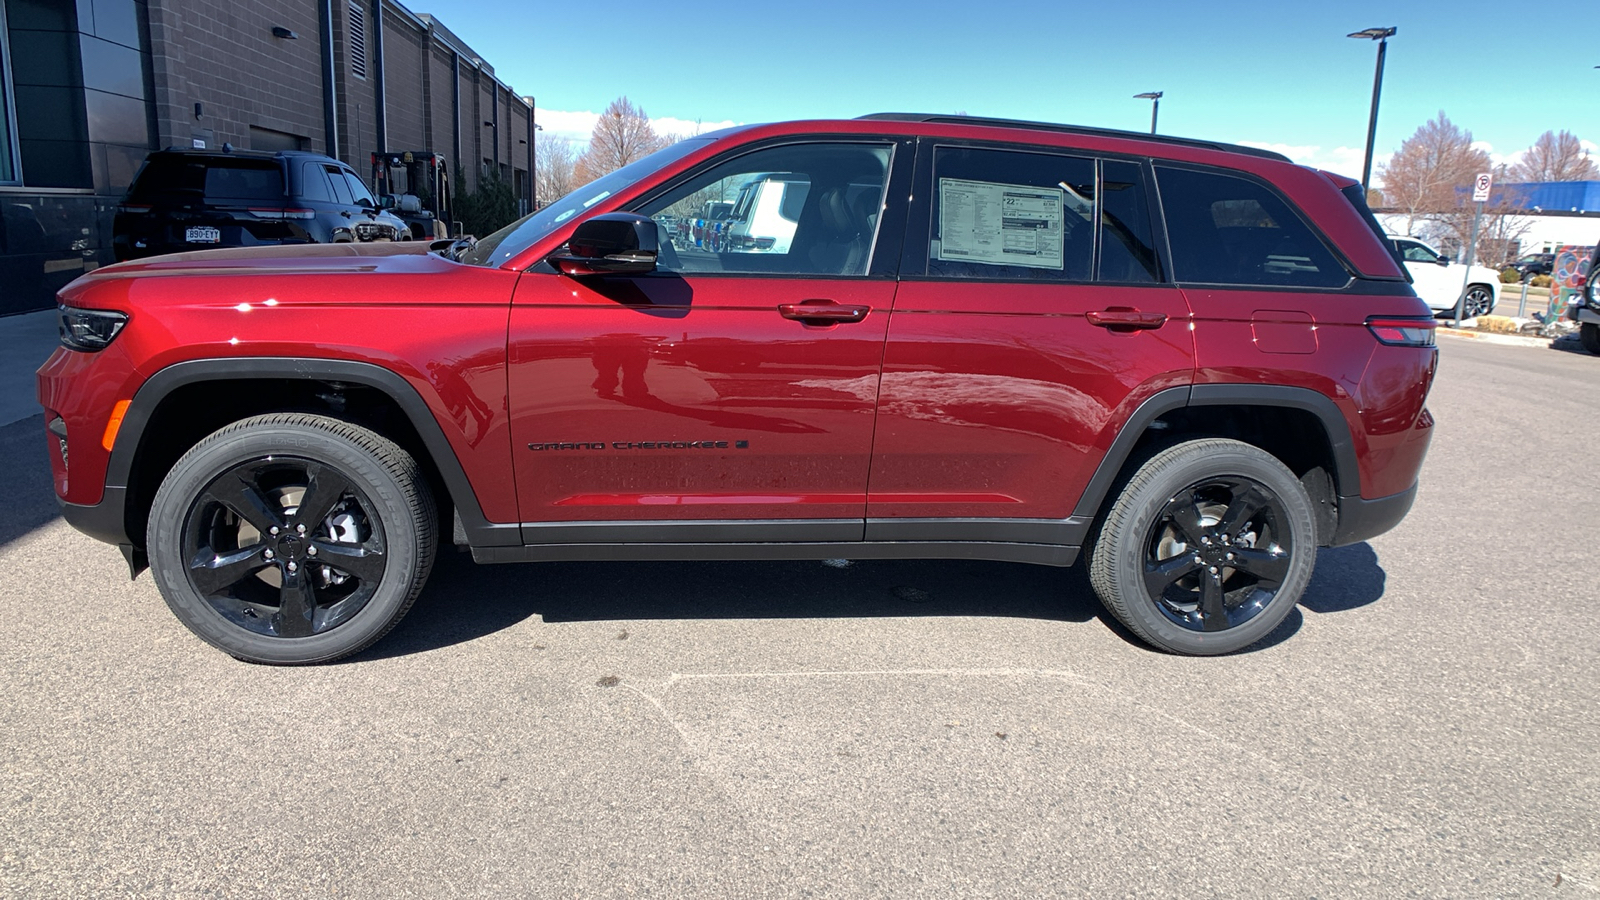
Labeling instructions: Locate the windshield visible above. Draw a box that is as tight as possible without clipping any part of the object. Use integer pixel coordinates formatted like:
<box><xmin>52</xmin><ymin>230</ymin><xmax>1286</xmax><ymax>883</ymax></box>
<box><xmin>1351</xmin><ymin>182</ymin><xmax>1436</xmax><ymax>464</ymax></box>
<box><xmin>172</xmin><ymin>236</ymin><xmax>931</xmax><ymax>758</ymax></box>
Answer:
<box><xmin>461</xmin><ymin>138</ymin><xmax>713</xmax><ymax>267</ymax></box>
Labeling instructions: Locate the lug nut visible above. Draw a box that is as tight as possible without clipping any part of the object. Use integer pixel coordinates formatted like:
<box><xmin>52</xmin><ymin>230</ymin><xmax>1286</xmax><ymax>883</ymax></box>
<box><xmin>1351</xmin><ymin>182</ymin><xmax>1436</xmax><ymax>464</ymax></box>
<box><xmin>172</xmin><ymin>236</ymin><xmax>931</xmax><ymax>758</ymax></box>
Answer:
<box><xmin>263</xmin><ymin>549</ymin><xmax>275</xmax><ymax>560</ymax></box>
<box><xmin>1208</xmin><ymin>566</ymin><xmax>1218</xmax><ymax>574</ymax></box>
<box><xmin>1201</xmin><ymin>537</ymin><xmax>1211</xmax><ymax>545</ymax></box>
<box><xmin>269</xmin><ymin>526</ymin><xmax>279</xmax><ymax>536</ymax></box>
<box><xmin>1226</xmin><ymin>553</ymin><xmax>1234</xmax><ymax>560</ymax></box>
<box><xmin>287</xmin><ymin>562</ymin><xmax>297</xmax><ymax>573</ymax></box>
<box><xmin>306</xmin><ymin>546</ymin><xmax>317</xmax><ymax>557</ymax></box>
<box><xmin>1193</xmin><ymin>555</ymin><xmax>1203</xmax><ymax>564</ymax></box>
<box><xmin>296</xmin><ymin>524</ymin><xmax>307</xmax><ymax>535</ymax></box>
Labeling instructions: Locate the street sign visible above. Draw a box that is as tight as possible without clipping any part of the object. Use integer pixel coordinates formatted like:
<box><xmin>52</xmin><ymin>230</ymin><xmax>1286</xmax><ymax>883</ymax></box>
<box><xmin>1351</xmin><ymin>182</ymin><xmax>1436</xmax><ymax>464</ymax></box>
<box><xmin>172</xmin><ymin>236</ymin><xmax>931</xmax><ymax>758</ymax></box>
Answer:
<box><xmin>1472</xmin><ymin>172</ymin><xmax>1493</xmax><ymax>203</ymax></box>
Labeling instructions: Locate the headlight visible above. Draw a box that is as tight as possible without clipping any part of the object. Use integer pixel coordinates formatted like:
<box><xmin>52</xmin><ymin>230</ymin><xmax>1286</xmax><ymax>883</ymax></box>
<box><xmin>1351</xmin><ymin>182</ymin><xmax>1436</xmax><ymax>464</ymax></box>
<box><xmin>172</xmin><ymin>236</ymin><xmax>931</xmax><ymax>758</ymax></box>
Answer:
<box><xmin>58</xmin><ymin>305</ymin><xmax>129</xmax><ymax>352</ymax></box>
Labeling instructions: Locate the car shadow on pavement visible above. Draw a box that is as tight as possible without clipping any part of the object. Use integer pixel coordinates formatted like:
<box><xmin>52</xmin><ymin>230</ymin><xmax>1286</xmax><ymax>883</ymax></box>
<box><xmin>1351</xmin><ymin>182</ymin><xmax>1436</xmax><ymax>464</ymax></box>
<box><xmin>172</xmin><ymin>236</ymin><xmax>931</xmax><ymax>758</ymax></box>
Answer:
<box><xmin>0</xmin><ymin>414</ymin><xmax>61</xmax><ymax>550</ymax></box>
<box><xmin>358</xmin><ymin>550</ymin><xmax>1107</xmax><ymax>661</ymax></box>
<box><xmin>358</xmin><ymin>541</ymin><xmax>1390</xmax><ymax>661</ymax></box>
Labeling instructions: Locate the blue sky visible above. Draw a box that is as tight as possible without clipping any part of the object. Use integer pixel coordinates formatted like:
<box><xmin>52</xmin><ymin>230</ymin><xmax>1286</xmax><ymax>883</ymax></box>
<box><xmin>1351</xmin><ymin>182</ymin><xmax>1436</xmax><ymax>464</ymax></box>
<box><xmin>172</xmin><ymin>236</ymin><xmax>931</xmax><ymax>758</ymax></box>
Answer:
<box><xmin>426</xmin><ymin>0</ymin><xmax>1598</xmax><ymax>182</ymax></box>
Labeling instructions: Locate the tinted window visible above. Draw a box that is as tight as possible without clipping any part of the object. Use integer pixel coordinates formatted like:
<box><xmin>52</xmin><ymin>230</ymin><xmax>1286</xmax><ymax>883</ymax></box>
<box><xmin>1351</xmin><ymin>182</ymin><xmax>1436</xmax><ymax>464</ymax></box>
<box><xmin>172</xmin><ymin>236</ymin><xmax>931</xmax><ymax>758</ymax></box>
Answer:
<box><xmin>341</xmin><ymin>170</ymin><xmax>375</xmax><ymax>207</ymax></box>
<box><xmin>1099</xmin><ymin>159</ymin><xmax>1160</xmax><ymax>283</ymax></box>
<box><xmin>1156</xmin><ymin>166</ymin><xmax>1349</xmax><ymax>288</ymax></box>
<box><xmin>323</xmin><ymin>165</ymin><xmax>354</xmax><ymax>205</ymax></box>
<box><xmin>202</xmin><ymin>162</ymin><xmax>285</xmax><ymax>201</ymax></box>
<box><xmin>128</xmin><ymin>157</ymin><xmax>284</xmax><ymax>202</ymax></box>
<box><xmin>927</xmin><ymin>146</ymin><xmax>1094</xmax><ymax>281</ymax></box>
<box><xmin>298</xmin><ymin>162</ymin><xmax>333</xmax><ymax>202</ymax></box>
<box><xmin>636</xmin><ymin>142</ymin><xmax>892</xmax><ymax>276</ymax></box>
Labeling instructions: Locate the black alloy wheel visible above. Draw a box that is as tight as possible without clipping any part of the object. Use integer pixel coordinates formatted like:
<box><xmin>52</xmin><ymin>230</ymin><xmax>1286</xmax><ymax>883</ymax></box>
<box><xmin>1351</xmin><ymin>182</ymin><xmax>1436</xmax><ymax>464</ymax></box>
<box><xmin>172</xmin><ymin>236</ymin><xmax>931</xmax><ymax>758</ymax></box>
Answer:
<box><xmin>148</xmin><ymin>414</ymin><xmax>436</xmax><ymax>664</ymax></box>
<box><xmin>181</xmin><ymin>457</ymin><xmax>388</xmax><ymax>639</ymax></box>
<box><xmin>1088</xmin><ymin>439</ymin><xmax>1317</xmax><ymax>655</ymax></box>
<box><xmin>1141</xmin><ymin>476</ymin><xmax>1293</xmax><ymax>634</ymax></box>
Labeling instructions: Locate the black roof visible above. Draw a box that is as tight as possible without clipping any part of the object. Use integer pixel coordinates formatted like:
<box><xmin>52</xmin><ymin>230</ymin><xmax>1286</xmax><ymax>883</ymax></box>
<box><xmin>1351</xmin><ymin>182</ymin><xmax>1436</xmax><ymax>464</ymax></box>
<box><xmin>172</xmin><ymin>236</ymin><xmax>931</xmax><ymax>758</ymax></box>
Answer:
<box><xmin>156</xmin><ymin>147</ymin><xmax>340</xmax><ymax>163</ymax></box>
<box><xmin>857</xmin><ymin>113</ymin><xmax>1293</xmax><ymax>163</ymax></box>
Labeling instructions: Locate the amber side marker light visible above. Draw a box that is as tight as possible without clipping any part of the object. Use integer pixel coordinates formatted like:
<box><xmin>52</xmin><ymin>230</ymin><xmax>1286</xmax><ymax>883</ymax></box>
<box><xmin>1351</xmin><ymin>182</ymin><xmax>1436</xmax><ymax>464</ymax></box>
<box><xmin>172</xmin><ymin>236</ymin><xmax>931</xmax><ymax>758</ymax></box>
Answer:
<box><xmin>102</xmin><ymin>400</ymin><xmax>132</xmax><ymax>451</ymax></box>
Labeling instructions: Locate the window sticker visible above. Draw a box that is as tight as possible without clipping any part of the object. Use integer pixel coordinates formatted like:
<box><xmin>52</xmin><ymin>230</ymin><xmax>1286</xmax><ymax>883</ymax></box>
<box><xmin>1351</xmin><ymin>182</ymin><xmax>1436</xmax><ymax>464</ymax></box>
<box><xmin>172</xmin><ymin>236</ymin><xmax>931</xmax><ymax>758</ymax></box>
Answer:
<box><xmin>936</xmin><ymin>178</ymin><xmax>1065</xmax><ymax>270</ymax></box>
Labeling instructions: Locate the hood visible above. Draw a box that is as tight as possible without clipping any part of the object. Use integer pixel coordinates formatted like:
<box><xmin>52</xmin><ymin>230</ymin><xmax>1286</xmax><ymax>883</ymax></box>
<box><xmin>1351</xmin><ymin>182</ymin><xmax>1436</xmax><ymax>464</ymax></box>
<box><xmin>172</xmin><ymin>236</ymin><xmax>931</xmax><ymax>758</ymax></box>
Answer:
<box><xmin>85</xmin><ymin>240</ymin><xmax>448</xmax><ymax>281</ymax></box>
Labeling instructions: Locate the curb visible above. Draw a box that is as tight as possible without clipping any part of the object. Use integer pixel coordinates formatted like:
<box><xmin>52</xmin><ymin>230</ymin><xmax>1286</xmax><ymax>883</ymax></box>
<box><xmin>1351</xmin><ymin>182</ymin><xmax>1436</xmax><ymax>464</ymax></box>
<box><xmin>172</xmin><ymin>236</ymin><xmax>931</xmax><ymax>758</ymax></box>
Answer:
<box><xmin>1435</xmin><ymin>327</ymin><xmax>1566</xmax><ymax>349</ymax></box>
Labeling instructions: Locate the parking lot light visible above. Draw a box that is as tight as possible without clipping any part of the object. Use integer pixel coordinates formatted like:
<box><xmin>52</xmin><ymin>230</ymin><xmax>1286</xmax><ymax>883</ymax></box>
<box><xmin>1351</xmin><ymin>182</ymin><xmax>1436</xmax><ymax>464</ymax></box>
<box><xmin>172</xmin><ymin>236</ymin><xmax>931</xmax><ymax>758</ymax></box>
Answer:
<box><xmin>1133</xmin><ymin>92</ymin><xmax>1163</xmax><ymax>134</ymax></box>
<box><xmin>1348</xmin><ymin>26</ymin><xmax>1397</xmax><ymax>194</ymax></box>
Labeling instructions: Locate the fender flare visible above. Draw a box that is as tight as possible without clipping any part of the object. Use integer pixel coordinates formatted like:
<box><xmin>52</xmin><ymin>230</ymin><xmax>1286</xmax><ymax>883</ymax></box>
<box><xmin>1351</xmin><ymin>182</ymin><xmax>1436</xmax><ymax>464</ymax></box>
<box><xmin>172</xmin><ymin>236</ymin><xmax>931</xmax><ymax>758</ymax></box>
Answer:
<box><xmin>108</xmin><ymin>357</ymin><xmax>519</xmax><ymax>548</ymax></box>
<box><xmin>1069</xmin><ymin>384</ymin><xmax>1360</xmax><ymax>522</ymax></box>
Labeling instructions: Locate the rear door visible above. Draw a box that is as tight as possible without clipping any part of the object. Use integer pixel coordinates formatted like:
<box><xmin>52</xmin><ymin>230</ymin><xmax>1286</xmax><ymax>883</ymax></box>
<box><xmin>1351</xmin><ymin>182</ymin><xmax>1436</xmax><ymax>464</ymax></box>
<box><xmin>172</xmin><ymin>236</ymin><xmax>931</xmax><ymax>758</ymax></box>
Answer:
<box><xmin>867</xmin><ymin>142</ymin><xmax>1194</xmax><ymax>544</ymax></box>
<box><xmin>505</xmin><ymin>138</ymin><xmax>912</xmax><ymax>543</ymax></box>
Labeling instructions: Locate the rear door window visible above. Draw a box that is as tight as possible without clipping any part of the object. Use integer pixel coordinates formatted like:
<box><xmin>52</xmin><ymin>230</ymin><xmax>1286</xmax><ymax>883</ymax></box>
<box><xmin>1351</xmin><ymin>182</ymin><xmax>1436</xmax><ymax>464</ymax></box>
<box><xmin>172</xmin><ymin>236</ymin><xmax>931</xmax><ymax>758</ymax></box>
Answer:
<box><xmin>323</xmin><ymin>165</ymin><xmax>355</xmax><ymax>205</ymax></box>
<box><xmin>926</xmin><ymin>146</ymin><xmax>1096</xmax><ymax>281</ymax></box>
<box><xmin>1155</xmin><ymin>166</ymin><xmax>1349</xmax><ymax>288</ymax></box>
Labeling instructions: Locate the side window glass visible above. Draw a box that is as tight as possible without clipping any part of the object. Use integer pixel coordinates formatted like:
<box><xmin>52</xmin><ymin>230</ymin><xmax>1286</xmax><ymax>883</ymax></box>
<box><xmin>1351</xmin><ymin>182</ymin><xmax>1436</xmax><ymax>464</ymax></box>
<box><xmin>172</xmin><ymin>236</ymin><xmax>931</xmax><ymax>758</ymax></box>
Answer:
<box><xmin>1398</xmin><ymin>241</ymin><xmax>1437</xmax><ymax>263</ymax></box>
<box><xmin>1099</xmin><ymin>159</ymin><xmax>1160</xmax><ymax>283</ymax></box>
<box><xmin>342</xmin><ymin>170</ymin><xmax>375</xmax><ymax>208</ymax></box>
<box><xmin>927</xmin><ymin>146</ymin><xmax>1094</xmax><ymax>281</ymax></box>
<box><xmin>635</xmin><ymin>142</ymin><xmax>892</xmax><ymax>276</ymax></box>
<box><xmin>1155</xmin><ymin>166</ymin><xmax>1349</xmax><ymax>288</ymax></box>
<box><xmin>323</xmin><ymin>165</ymin><xmax>354</xmax><ymax>205</ymax></box>
<box><xmin>299</xmin><ymin>162</ymin><xmax>332</xmax><ymax>202</ymax></box>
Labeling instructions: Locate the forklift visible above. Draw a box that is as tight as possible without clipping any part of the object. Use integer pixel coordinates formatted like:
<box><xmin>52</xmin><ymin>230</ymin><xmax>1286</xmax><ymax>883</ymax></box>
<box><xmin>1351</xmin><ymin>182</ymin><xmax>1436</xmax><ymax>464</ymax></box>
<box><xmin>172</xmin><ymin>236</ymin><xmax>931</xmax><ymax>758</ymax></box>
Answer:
<box><xmin>370</xmin><ymin>151</ymin><xmax>456</xmax><ymax>240</ymax></box>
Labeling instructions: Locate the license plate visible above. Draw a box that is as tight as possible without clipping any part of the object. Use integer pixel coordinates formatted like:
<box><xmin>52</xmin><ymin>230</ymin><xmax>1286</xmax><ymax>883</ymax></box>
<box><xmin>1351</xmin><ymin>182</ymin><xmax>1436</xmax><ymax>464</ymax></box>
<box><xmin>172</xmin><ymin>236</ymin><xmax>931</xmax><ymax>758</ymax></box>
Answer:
<box><xmin>185</xmin><ymin>226</ymin><xmax>221</xmax><ymax>243</ymax></box>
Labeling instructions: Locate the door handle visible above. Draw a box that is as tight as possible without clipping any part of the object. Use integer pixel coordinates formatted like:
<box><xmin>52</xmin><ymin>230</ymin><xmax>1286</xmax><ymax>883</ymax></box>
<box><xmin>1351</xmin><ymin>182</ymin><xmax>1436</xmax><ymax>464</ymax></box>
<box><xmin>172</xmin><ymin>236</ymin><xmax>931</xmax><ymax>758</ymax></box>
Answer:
<box><xmin>777</xmin><ymin>300</ymin><xmax>870</xmax><ymax>324</ymax></box>
<box><xmin>1087</xmin><ymin>309</ymin><xmax>1167</xmax><ymax>330</ymax></box>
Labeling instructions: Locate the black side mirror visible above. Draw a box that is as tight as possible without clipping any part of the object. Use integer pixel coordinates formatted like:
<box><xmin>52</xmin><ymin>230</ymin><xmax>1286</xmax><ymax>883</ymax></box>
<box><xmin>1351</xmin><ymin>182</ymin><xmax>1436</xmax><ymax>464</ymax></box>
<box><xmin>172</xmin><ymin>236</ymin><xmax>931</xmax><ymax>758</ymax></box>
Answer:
<box><xmin>1435</xmin><ymin>257</ymin><xmax>1450</xmax><ymax>266</ymax></box>
<box><xmin>550</xmin><ymin>213</ymin><xmax>658</xmax><ymax>276</ymax></box>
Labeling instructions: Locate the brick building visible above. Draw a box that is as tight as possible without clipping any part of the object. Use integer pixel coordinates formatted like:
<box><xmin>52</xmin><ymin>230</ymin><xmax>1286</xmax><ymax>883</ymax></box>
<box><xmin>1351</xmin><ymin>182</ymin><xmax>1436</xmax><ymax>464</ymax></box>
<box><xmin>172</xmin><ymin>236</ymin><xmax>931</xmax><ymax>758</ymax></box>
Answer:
<box><xmin>0</xmin><ymin>0</ymin><xmax>534</xmax><ymax>316</ymax></box>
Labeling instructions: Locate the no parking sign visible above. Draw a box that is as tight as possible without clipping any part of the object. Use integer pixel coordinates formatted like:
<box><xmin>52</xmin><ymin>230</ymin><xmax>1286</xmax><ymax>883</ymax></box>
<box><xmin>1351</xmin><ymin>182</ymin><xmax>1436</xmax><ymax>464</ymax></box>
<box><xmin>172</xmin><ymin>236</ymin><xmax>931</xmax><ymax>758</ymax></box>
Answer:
<box><xmin>1472</xmin><ymin>173</ymin><xmax>1493</xmax><ymax>202</ymax></box>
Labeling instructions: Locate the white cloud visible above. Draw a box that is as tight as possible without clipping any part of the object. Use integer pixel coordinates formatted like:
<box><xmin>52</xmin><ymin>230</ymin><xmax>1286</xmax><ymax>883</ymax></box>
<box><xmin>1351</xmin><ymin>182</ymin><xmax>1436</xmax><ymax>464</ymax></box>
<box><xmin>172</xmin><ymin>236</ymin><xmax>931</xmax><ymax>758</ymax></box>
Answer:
<box><xmin>1236</xmin><ymin>142</ymin><xmax>1376</xmax><ymax>180</ymax></box>
<box><xmin>534</xmin><ymin>107</ymin><xmax>741</xmax><ymax>147</ymax></box>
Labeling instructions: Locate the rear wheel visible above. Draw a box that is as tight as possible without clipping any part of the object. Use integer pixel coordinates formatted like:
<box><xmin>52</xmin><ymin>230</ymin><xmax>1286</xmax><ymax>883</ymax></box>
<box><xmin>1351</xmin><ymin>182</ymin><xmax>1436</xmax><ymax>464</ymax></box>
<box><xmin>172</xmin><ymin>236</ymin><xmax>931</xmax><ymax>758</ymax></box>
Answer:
<box><xmin>147</xmin><ymin>414</ymin><xmax>437</xmax><ymax>664</ymax></box>
<box><xmin>1087</xmin><ymin>439</ymin><xmax>1317</xmax><ymax>655</ymax></box>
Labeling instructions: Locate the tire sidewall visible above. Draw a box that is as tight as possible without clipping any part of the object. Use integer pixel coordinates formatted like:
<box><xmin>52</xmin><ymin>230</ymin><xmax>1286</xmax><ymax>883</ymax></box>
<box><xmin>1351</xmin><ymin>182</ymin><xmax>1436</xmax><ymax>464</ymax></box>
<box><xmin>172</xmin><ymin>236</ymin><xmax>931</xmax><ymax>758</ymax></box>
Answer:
<box><xmin>1103</xmin><ymin>445</ymin><xmax>1317</xmax><ymax>655</ymax></box>
<box><xmin>148</xmin><ymin>420</ymin><xmax>423</xmax><ymax>664</ymax></box>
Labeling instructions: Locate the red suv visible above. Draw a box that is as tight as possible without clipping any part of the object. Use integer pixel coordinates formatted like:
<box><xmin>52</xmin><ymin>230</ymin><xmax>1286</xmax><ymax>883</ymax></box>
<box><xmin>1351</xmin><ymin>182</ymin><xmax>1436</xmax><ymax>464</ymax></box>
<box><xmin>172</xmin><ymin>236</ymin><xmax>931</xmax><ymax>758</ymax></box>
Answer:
<box><xmin>38</xmin><ymin>114</ymin><xmax>1437</xmax><ymax>663</ymax></box>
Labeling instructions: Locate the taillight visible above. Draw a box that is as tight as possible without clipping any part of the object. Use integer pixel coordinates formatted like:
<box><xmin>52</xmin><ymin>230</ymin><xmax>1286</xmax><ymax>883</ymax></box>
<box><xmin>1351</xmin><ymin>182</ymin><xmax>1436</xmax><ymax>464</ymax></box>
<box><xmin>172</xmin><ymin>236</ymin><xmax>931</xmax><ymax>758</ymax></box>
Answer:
<box><xmin>1366</xmin><ymin>316</ymin><xmax>1436</xmax><ymax>347</ymax></box>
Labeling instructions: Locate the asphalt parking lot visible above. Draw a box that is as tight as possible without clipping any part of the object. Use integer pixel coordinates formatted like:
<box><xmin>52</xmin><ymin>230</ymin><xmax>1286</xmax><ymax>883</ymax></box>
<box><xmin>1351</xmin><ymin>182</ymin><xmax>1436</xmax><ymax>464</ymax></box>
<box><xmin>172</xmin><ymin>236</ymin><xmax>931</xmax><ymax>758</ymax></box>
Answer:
<box><xmin>2</xmin><ymin>335</ymin><xmax>1596</xmax><ymax>898</ymax></box>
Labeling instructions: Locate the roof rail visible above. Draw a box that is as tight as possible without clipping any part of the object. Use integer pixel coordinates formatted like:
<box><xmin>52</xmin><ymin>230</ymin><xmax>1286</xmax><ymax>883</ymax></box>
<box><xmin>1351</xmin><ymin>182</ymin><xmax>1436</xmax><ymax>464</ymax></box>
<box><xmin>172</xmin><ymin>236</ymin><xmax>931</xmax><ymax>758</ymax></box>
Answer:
<box><xmin>857</xmin><ymin>113</ymin><xmax>1292</xmax><ymax>163</ymax></box>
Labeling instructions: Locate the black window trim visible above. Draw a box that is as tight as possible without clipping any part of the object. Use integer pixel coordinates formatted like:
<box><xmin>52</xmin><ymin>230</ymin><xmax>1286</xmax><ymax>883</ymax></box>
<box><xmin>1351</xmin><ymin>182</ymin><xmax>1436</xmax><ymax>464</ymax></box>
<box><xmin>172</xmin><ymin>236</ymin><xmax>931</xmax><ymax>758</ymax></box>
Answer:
<box><xmin>899</xmin><ymin>137</ymin><xmax>1172</xmax><ymax>289</ymax></box>
<box><xmin>1151</xmin><ymin>160</ymin><xmax>1359</xmax><ymax>293</ymax></box>
<box><xmin>614</xmin><ymin>133</ymin><xmax>915</xmax><ymax>282</ymax></box>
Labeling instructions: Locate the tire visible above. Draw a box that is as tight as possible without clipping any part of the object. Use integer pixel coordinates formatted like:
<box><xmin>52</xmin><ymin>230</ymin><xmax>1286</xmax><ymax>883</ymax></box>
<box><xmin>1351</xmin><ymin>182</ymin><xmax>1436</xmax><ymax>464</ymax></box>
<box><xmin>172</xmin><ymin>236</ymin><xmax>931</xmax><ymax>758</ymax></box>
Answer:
<box><xmin>147</xmin><ymin>413</ymin><xmax>437</xmax><ymax>664</ymax></box>
<box><xmin>1582</xmin><ymin>323</ymin><xmax>1600</xmax><ymax>357</ymax></box>
<box><xmin>1462</xmin><ymin>284</ymin><xmax>1494</xmax><ymax>318</ymax></box>
<box><xmin>1086</xmin><ymin>439</ymin><xmax>1317</xmax><ymax>656</ymax></box>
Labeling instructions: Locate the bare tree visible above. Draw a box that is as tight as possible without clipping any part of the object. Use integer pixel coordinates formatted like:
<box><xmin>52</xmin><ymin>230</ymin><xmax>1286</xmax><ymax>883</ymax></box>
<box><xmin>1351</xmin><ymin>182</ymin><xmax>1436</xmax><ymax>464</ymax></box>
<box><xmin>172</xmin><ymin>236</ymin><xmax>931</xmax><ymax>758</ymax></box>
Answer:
<box><xmin>1378</xmin><ymin>112</ymin><xmax>1489</xmax><ymax>238</ymax></box>
<box><xmin>535</xmin><ymin>131</ymin><xmax>578</xmax><ymax>206</ymax></box>
<box><xmin>574</xmin><ymin>97</ymin><xmax>669</xmax><ymax>185</ymax></box>
<box><xmin>1510</xmin><ymin>130</ymin><xmax>1598</xmax><ymax>183</ymax></box>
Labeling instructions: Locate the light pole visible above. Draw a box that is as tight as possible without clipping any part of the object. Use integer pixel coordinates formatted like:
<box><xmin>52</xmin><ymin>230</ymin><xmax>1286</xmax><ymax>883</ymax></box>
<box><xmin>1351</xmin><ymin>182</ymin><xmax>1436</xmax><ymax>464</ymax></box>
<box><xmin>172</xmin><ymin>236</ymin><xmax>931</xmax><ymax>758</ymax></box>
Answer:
<box><xmin>1348</xmin><ymin>26</ymin><xmax>1397</xmax><ymax>194</ymax></box>
<box><xmin>1133</xmin><ymin>92</ymin><xmax>1162</xmax><ymax>134</ymax></box>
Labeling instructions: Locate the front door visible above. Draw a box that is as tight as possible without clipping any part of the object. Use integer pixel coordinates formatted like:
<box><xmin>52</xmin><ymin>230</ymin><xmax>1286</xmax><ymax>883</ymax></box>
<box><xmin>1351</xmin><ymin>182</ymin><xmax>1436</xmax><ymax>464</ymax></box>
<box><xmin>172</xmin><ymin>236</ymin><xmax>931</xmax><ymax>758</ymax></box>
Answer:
<box><xmin>506</xmin><ymin>139</ymin><xmax>908</xmax><ymax>544</ymax></box>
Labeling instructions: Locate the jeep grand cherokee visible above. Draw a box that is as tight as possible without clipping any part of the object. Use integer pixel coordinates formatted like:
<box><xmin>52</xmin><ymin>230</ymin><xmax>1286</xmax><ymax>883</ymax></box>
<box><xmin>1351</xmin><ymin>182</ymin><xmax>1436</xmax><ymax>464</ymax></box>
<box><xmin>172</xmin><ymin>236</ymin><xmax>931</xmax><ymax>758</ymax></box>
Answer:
<box><xmin>39</xmin><ymin>114</ymin><xmax>1436</xmax><ymax>663</ymax></box>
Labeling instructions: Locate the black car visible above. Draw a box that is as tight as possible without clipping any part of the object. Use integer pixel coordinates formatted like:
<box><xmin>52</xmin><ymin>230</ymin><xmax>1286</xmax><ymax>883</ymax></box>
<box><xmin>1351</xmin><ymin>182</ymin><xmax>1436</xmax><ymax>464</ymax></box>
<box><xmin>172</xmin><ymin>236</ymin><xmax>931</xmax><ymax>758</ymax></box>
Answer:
<box><xmin>113</xmin><ymin>149</ymin><xmax>412</xmax><ymax>261</ymax></box>
<box><xmin>1513</xmin><ymin>252</ymin><xmax>1555</xmax><ymax>281</ymax></box>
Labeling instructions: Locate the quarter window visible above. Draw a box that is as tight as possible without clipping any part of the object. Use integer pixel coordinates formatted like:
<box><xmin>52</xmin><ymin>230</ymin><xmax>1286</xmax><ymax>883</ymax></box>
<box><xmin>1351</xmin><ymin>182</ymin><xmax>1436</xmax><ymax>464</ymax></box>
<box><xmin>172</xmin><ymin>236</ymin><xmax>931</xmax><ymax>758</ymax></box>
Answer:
<box><xmin>1155</xmin><ymin>166</ymin><xmax>1349</xmax><ymax>288</ymax></box>
<box><xmin>636</xmin><ymin>142</ymin><xmax>892</xmax><ymax>277</ymax></box>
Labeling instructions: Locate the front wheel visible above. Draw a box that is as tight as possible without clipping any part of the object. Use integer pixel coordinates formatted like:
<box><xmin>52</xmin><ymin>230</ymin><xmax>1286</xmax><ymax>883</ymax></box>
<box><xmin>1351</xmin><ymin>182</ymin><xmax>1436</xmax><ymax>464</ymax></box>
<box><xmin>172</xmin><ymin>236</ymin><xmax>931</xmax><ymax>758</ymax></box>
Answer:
<box><xmin>147</xmin><ymin>414</ymin><xmax>437</xmax><ymax>664</ymax></box>
<box><xmin>1462</xmin><ymin>284</ymin><xmax>1494</xmax><ymax>318</ymax></box>
<box><xmin>1087</xmin><ymin>439</ymin><xmax>1317</xmax><ymax>655</ymax></box>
